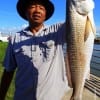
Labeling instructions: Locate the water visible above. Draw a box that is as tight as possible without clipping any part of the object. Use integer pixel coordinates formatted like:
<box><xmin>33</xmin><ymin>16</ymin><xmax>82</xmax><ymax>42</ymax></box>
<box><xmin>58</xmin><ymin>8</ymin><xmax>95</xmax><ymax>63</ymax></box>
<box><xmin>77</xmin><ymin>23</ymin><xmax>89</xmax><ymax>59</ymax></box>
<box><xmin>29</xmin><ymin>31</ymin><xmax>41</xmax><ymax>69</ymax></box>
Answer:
<box><xmin>94</xmin><ymin>44</ymin><xmax>100</xmax><ymax>50</ymax></box>
<box><xmin>96</xmin><ymin>32</ymin><xmax>100</xmax><ymax>38</ymax></box>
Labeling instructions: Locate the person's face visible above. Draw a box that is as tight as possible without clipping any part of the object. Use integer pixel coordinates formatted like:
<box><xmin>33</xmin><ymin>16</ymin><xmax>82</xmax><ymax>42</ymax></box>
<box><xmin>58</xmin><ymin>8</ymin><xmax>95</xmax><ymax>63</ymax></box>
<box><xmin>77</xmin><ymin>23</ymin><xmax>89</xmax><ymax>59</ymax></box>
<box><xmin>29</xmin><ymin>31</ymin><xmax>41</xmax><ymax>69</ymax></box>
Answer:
<box><xmin>25</xmin><ymin>2</ymin><xmax>46</xmax><ymax>25</ymax></box>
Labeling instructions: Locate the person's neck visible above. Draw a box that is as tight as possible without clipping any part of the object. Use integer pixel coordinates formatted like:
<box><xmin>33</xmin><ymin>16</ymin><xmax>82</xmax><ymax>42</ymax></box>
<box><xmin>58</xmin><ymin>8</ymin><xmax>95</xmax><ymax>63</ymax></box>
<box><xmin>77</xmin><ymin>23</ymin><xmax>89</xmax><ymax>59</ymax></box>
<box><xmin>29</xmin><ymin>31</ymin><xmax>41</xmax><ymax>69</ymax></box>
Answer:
<box><xmin>29</xmin><ymin>23</ymin><xmax>44</xmax><ymax>35</ymax></box>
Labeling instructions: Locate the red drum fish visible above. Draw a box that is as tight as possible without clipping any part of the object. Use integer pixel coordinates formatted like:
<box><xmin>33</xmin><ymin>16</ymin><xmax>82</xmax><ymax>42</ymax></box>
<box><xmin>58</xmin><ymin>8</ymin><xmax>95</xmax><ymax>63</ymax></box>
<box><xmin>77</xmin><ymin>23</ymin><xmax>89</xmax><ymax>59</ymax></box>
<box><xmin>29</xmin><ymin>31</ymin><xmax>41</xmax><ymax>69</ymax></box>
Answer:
<box><xmin>66</xmin><ymin>0</ymin><xmax>96</xmax><ymax>99</ymax></box>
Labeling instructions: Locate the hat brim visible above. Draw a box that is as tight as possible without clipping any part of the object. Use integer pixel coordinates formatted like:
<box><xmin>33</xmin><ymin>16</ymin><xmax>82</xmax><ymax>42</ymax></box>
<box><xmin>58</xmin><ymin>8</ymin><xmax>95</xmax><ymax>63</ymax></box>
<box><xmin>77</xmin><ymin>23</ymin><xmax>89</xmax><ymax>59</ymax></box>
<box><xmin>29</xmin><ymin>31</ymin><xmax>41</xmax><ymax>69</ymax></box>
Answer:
<box><xmin>16</xmin><ymin>0</ymin><xmax>54</xmax><ymax>21</ymax></box>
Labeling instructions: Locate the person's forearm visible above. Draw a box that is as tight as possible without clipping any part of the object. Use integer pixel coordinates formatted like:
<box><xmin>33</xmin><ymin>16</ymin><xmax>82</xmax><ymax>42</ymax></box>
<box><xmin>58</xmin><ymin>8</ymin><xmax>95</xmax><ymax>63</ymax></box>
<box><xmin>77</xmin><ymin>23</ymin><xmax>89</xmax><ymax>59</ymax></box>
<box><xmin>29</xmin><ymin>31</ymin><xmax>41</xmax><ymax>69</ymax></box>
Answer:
<box><xmin>0</xmin><ymin>69</ymin><xmax>14</xmax><ymax>100</ymax></box>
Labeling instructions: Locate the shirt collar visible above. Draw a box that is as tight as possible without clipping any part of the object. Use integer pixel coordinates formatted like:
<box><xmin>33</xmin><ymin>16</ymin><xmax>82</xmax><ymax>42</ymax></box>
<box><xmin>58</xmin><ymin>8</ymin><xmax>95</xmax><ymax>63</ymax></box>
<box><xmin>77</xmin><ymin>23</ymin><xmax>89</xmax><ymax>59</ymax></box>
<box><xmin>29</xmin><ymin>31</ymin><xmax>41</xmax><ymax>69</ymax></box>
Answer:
<box><xmin>22</xmin><ymin>24</ymin><xmax>48</xmax><ymax>36</ymax></box>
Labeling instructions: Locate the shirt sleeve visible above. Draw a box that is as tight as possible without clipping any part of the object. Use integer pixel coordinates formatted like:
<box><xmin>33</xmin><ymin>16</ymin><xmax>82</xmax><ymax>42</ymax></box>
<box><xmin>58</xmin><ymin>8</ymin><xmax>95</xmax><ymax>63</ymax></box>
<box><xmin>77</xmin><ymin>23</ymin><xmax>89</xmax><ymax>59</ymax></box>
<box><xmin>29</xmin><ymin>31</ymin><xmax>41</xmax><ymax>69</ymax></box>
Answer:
<box><xmin>56</xmin><ymin>22</ymin><xmax>66</xmax><ymax>44</ymax></box>
<box><xmin>3</xmin><ymin>38</ymin><xmax>17</xmax><ymax>72</ymax></box>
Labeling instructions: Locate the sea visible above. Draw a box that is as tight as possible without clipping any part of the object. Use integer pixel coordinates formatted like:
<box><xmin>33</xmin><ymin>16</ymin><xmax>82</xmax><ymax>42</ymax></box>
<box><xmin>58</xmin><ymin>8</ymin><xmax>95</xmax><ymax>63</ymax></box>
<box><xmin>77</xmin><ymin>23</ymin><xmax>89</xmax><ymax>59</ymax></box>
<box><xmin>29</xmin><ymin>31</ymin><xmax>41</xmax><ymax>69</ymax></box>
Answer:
<box><xmin>95</xmin><ymin>32</ymin><xmax>100</xmax><ymax>50</ymax></box>
<box><xmin>96</xmin><ymin>32</ymin><xmax>100</xmax><ymax>38</ymax></box>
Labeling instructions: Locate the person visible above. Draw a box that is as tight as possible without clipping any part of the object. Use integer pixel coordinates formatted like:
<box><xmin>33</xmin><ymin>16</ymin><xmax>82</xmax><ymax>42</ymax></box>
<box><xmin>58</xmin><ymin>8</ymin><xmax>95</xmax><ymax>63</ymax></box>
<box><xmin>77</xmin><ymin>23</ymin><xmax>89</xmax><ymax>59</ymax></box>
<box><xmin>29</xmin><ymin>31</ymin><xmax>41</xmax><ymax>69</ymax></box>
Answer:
<box><xmin>0</xmin><ymin>0</ymin><xmax>70</xmax><ymax>100</ymax></box>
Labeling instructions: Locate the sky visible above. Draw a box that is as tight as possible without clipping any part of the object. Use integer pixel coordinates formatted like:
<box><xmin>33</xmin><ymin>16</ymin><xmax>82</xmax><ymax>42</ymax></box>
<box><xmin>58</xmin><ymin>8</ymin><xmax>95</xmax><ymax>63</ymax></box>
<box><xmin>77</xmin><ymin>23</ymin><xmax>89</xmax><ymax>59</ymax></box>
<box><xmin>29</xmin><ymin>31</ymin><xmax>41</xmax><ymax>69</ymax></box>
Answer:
<box><xmin>0</xmin><ymin>0</ymin><xmax>100</xmax><ymax>34</ymax></box>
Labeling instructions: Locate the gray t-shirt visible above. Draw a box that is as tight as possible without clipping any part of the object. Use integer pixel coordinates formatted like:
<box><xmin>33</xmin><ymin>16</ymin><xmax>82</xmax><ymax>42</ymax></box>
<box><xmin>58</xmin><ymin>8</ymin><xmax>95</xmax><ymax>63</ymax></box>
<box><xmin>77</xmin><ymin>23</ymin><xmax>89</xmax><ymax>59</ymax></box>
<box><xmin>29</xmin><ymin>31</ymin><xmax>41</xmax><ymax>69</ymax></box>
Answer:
<box><xmin>3</xmin><ymin>22</ymin><xmax>70</xmax><ymax>100</ymax></box>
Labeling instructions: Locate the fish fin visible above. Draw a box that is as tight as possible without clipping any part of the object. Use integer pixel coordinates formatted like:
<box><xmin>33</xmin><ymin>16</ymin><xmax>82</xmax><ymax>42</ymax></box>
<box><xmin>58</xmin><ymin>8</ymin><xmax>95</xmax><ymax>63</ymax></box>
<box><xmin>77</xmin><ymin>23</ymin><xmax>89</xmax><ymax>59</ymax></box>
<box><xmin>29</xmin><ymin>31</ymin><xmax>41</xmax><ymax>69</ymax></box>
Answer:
<box><xmin>84</xmin><ymin>16</ymin><xmax>94</xmax><ymax>41</ymax></box>
<box><xmin>88</xmin><ymin>12</ymin><xmax>96</xmax><ymax>37</ymax></box>
<box><xmin>84</xmin><ymin>13</ymin><xmax>96</xmax><ymax>42</ymax></box>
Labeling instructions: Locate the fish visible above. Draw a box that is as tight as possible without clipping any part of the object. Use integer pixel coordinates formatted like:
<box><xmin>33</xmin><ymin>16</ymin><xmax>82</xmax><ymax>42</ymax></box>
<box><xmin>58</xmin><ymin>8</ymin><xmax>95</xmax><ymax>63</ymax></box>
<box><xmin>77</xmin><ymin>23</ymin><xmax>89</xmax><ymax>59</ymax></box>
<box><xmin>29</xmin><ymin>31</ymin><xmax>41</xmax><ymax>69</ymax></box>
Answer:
<box><xmin>66</xmin><ymin>0</ymin><xmax>96</xmax><ymax>99</ymax></box>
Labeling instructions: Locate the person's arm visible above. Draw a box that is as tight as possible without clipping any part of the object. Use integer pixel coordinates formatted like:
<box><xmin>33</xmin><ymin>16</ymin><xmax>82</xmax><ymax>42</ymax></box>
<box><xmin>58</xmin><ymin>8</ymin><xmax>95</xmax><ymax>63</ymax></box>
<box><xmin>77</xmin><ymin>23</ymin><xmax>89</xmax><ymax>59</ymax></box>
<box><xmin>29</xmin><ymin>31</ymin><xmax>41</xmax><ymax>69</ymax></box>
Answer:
<box><xmin>0</xmin><ymin>69</ymin><xmax>15</xmax><ymax>100</ymax></box>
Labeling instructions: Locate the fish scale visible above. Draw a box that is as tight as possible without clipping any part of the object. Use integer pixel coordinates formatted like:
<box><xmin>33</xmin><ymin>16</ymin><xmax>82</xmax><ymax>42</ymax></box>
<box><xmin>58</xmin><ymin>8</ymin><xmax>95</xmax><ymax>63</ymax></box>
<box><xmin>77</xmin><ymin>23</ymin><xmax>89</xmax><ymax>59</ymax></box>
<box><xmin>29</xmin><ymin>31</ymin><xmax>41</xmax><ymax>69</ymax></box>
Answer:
<box><xmin>66</xmin><ymin>0</ymin><xmax>95</xmax><ymax>100</ymax></box>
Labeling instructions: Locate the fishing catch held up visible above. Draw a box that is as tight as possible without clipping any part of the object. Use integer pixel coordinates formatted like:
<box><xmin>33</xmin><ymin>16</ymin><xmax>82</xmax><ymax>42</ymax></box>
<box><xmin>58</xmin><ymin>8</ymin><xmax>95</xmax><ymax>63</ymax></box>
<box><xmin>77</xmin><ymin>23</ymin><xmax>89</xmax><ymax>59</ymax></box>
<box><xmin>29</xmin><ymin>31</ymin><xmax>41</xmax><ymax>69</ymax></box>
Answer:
<box><xmin>66</xmin><ymin>0</ymin><xmax>96</xmax><ymax>100</ymax></box>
